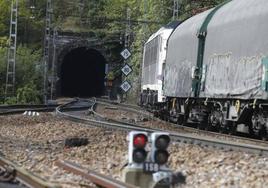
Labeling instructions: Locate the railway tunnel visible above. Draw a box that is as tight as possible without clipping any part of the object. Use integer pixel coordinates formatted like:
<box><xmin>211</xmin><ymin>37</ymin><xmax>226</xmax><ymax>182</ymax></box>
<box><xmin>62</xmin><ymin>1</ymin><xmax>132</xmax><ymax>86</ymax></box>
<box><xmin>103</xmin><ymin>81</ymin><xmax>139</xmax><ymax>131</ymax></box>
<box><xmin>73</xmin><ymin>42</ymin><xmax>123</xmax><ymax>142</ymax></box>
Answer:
<box><xmin>59</xmin><ymin>47</ymin><xmax>106</xmax><ymax>97</ymax></box>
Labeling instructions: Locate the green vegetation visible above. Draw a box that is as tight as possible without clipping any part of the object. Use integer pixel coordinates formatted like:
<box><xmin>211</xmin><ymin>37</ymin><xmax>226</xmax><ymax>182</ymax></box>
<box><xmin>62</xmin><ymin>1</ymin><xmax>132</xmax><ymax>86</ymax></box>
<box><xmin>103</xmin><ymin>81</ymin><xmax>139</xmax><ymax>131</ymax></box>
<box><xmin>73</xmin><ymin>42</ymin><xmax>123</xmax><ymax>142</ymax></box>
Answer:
<box><xmin>0</xmin><ymin>0</ymin><xmax>224</xmax><ymax>104</ymax></box>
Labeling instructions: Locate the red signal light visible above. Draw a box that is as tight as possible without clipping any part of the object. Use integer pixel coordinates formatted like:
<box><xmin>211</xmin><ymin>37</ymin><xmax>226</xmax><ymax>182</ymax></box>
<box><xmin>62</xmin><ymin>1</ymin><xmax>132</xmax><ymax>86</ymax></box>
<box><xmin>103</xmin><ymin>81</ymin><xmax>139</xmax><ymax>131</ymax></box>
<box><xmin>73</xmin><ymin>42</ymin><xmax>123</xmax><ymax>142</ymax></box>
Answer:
<box><xmin>133</xmin><ymin>134</ymin><xmax>147</xmax><ymax>148</ymax></box>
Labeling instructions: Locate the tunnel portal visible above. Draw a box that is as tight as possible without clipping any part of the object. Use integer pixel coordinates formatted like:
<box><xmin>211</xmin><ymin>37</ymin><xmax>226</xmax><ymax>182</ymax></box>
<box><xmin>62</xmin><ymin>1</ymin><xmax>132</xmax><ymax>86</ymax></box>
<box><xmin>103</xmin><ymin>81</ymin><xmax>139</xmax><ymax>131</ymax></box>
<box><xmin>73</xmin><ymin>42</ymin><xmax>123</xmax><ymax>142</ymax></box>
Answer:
<box><xmin>60</xmin><ymin>47</ymin><xmax>106</xmax><ymax>97</ymax></box>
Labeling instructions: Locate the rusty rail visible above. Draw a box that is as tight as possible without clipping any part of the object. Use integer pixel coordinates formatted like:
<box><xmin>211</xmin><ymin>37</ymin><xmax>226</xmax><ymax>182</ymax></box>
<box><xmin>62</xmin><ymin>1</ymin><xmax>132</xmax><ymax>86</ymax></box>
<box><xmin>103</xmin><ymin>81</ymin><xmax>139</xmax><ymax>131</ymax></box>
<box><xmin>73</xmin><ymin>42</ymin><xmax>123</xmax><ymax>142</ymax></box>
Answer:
<box><xmin>55</xmin><ymin>160</ymin><xmax>137</xmax><ymax>188</ymax></box>
<box><xmin>0</xmin><ymin>156</ymin><xmax>60</xmax><ymax>188</ymax></box>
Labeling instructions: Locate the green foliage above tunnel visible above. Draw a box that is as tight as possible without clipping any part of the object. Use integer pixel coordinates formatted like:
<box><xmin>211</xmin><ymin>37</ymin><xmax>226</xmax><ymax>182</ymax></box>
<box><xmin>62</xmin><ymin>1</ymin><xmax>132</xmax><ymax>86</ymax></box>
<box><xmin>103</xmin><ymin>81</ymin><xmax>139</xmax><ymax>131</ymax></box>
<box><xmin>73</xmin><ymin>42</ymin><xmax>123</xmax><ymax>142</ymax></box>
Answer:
<box><xmin>0</xmin><ymin>0</ymin><xmax>225</xmax><ymax>104</ymax></box>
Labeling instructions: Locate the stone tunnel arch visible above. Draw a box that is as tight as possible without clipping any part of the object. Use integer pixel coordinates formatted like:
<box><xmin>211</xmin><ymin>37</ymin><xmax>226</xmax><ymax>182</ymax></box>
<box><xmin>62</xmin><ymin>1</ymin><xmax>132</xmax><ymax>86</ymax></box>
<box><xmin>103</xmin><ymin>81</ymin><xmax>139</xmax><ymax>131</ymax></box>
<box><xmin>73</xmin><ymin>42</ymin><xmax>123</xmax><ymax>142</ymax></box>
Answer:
<box><xmin>57</xmin><ymin>43</ymin><xmax>107</xmax><ymax>98</ymax></box>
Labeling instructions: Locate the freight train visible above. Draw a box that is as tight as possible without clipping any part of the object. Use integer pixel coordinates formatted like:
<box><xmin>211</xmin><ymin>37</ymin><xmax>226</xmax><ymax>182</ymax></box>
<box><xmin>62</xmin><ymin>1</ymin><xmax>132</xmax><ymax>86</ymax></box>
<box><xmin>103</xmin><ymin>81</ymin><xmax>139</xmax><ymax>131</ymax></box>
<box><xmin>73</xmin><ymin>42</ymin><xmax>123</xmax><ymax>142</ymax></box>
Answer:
<box><xmin>140</xmin><ymin>0</ymin><xmax>268</xmax><ymax>140</ymax></box>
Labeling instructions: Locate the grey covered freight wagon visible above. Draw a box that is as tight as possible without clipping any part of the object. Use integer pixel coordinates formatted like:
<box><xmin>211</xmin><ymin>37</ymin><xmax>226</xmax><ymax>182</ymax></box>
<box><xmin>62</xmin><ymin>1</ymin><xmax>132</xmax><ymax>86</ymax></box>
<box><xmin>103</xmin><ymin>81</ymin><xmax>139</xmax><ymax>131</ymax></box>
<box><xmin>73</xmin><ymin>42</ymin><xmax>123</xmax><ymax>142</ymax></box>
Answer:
<box><xmin>144</xmin><ymin>0</ymin><xmax>268</xmax><ymax>139</ymax></box>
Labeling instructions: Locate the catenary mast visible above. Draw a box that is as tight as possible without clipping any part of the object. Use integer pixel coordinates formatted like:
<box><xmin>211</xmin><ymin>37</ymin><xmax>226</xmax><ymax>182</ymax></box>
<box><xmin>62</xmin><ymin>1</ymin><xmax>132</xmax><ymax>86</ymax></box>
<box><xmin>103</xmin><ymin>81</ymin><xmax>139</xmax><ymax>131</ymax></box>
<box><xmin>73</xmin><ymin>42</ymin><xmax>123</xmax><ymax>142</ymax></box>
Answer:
<box><xmin>5</xmin><ymin>0</ymin><xmax>18</xmax><ymax>99</ymax></box>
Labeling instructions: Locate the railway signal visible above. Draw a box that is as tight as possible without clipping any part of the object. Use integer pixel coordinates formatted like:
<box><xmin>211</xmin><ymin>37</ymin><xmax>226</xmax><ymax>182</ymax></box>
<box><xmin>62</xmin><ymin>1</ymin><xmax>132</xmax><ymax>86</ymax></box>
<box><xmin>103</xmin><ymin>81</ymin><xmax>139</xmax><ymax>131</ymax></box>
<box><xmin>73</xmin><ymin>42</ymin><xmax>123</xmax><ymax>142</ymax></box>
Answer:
<box><xmin>128</xmin><ymin>131</ymin><xmax>148</xmax><ymax>164</ymax></box>
<box><xmin>124</xmin><ymin>131</ymin><xmax>180</xmax><ymax>188</ymax></box>
<box><xmin>150</xmin><ymin>132</ymin><xmax>170</xmax><ymax>165</ymax></box>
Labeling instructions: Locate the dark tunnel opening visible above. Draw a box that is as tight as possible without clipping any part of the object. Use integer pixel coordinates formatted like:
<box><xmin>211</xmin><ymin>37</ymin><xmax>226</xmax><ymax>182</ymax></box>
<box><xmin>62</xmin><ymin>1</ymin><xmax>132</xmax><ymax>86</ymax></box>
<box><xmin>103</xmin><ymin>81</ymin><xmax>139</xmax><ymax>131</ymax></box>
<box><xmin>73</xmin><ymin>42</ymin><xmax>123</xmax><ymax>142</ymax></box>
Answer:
<box><xmin>60</xmin><ymin>47</ymin><xmax>106</xmax><ymax>97</ymax></box>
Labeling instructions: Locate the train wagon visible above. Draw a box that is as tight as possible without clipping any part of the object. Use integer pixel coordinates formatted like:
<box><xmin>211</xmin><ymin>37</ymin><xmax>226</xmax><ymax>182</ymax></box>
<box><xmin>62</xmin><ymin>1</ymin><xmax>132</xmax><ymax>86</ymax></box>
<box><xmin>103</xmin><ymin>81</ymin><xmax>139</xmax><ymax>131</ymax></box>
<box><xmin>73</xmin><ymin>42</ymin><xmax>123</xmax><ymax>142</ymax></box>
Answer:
<box><xmin>140</xmin><ymin>21</ymin><xmax>180</xmax><ymax>106</ymax></box>
<box><xmin>145</xmin><ymin>0</ymin><xmax>268</xmax><ymax>139</ymax></box>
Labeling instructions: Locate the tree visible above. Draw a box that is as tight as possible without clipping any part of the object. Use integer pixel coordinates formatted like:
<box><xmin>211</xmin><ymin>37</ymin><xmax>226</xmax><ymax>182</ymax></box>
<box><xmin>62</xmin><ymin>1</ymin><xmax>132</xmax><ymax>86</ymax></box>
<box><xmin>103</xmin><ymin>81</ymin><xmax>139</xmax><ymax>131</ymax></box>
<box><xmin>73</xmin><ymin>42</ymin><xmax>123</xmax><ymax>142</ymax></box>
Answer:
<box><xmin>0</xmin><ymin>0</ymin><xmax>226</xmax><ymax>104</ymax></box>
<box><xmin>0</xmin><ymin>0</ymin><xmax>10</xmax><ymax>36</ymax></box>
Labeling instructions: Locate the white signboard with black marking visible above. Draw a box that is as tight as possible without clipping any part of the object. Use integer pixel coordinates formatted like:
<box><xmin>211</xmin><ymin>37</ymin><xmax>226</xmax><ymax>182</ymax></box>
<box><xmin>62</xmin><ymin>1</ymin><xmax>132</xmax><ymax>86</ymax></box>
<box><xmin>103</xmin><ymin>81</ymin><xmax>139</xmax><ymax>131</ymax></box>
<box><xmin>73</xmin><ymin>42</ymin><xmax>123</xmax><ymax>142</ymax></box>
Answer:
<box><xmin>120</xmin><ymin>48</ymin><xmax>131</xmax><ymax>60</ymax></box>
<box><xmin>121</xmin><ymin>64</ymin><xmax>133</xmax><ymax>76</ymax></box>
<box><xmin>120</xmin><ymin>81</ymin><xmax>132</xmax><ymax>92</ymax></box>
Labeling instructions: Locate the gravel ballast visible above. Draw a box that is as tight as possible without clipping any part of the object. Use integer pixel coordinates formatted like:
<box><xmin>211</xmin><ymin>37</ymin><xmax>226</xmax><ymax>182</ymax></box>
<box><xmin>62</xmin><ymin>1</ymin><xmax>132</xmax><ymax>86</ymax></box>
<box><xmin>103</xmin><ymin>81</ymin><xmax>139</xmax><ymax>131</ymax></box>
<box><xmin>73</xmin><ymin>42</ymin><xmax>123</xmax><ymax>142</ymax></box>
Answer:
<box><xmin>0</xmin><ymin>113</ymin><xmax>267</xmax><ymax>187</ymax></box>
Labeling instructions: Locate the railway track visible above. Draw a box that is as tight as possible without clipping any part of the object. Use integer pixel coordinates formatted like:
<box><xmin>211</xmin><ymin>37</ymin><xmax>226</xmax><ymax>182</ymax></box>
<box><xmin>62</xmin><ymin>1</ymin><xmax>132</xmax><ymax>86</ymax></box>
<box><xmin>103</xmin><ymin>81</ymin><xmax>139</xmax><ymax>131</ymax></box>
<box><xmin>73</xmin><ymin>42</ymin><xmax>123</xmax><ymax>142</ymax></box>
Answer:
<box><xmin>0</xmin><ymin>104</ymin><xmax>58</xmax><ymax>116</ymax></box>
<box><xmin>1</xmin><ymin>98</ymin><xmax>267</xmax><ymax>153</ymax></box>
<box><xmin>0</xmin><ymin>156</ymin><xmax>59</xmax><ymax>188</ymax></box>
<box><xmin>55</xmin><ymin>160</ymin><xmax>137</xmax><ymax>188</ymax></box>
<box><xmin>0</xmin><ymin>100</ymin><xmax>90</xmax><ymax>116</ymax></box>
<box><xmin>0</xmin><ymin>98</ymin><xmax>267</xmax><ymax>187</ymax></box>
<box><xmin>0</xmin><ymin>104</ymin><xmax>57</xmax><ymax>110</ymax></box>
<box><xmin>96</xmin><ymin>98</ymin><xmax>141</xmax><ymax>111</ymax></box>
<box><xmin>0</xmin><ymin>155</ymin><xmax>135</xmax><ymax>188</ymax></box>
<box><xmin>94</xmin><ymin>99</ymin><xmax>268</xmax><ymax>147</ymax></box>
<box><xmin>56</xmin><ymin>98</ymin><xmax>268</xmax><ymax>156</ymax></box>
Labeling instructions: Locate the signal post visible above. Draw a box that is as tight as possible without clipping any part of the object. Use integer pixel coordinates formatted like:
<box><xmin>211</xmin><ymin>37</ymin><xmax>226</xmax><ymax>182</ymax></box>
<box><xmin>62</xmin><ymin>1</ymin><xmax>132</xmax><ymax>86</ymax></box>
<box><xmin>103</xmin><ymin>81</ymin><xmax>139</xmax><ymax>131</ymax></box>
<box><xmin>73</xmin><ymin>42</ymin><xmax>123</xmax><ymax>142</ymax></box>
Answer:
<box><xmin>122</xmin><ymin>131</ymin><xmax>183</xmax><ymax>188</ymax></box>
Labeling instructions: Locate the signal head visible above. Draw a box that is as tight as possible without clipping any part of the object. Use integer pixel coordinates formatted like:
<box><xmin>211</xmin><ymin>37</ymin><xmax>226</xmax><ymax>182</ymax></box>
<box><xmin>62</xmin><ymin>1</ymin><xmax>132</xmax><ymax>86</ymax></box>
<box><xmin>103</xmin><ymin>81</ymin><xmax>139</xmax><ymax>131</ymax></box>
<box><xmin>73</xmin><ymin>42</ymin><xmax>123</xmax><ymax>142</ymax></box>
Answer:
<box><xmin>133</xmin><ymin>133</ymin><xmax>148</xmax><ymax>148</ymax></box>
<box><xmin>128</xmin><ymin>131</ymin><xmax>148</xmax><ymax>164</ymax></box>
<box><xmin>151</xmin><ymin>132</ymin><xmax>170</xmax><ymax>165</ymax></box>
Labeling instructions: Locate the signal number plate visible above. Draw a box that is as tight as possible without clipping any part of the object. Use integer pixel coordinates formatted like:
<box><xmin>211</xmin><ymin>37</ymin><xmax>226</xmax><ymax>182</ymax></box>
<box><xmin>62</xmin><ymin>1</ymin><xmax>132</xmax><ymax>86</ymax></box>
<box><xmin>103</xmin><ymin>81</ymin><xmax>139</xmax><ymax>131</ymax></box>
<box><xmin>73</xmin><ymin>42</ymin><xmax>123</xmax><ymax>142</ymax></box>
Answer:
<box><xmin>143</xmin><ymin>162</ymin><xmax>159</xmax><ymax>172</ymax></box>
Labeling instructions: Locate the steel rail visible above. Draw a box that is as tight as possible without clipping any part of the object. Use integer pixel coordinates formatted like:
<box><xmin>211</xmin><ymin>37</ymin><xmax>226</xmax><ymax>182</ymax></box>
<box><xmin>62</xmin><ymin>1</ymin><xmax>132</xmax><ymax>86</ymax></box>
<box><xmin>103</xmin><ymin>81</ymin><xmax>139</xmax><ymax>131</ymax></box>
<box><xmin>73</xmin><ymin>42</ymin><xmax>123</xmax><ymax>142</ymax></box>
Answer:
<box><xmin>96</xmin><ymin>98</ymin><xmax>142</xmax><ymax>110</ymax></box>
<box><xmin>0</xmin><ymin>99</ymin><xmax>91</xmax><ymax>115</ymax></box>
<box><xmin>94</xmin><ymin>99</ymin><xmax>154</xmax><ymax>126</ymax></box>
<box><xmin>0</xmin><ymin>156</ymin><xmax>60</xmax><ymax>188</ymax></box>
<box><xmin>96</xmin><ymin>101</ymin><xmax>152</xmax><ymax>117</ymax></box>
<box><xmin>0</xmin><ymin>104</ymin><xmax>59</xmax><ymax>116</ymax></box>
<box><xmin>0</xmin><ymin>104</ymin><xmax>58</xmax><ymax>110</ymax></box>
<box><xmin>0</xmin><ymin>107</ymin><xmax>57</xmax><ymax>116</ymax></box>
<box><xmin>0</xmin><ymin>104</ymin><xmax>59</xmax><ymax>111</ymax></box>
<box><xmin>93</xmin><ymin>98</ymin><xmax>268</xmax><ymax>147</ymax></box>
<box><xmin>56</xmin><ymin>100</ymin><xmax>268</xmax><ymax>156</ymax></box>
<box><xmin>168</xmin><ymin>120</ymin><xmax>268</xmax><ymax>146</ymax></box>
<box><xmin>55</xmin><ymin>160</ymin><xmax>137</xmax><ymax>188</ymax></box>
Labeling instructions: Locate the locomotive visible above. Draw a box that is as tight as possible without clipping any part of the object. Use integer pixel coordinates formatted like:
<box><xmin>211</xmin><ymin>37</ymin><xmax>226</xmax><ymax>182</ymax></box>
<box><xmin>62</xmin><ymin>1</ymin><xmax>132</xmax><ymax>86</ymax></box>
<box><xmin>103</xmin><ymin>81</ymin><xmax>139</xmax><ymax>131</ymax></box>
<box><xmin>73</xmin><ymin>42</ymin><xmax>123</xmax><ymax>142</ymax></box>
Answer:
<box><xmin>140</xmin><ymin>0</ymin><xmax>268</xmax><ymax>140</ymax></box>
<box><xmin>141</xmin><ymin>21</ymin><xmax>180</xmax><ymax>103</ymax></box>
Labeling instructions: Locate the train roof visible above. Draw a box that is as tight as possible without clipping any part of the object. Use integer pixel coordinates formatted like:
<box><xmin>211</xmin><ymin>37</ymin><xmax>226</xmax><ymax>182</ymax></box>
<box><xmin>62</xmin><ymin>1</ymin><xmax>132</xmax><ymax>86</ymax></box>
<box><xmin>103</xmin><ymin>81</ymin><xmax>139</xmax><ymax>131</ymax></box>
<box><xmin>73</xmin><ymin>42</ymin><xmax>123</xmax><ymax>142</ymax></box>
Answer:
<box><xmin>145</xmin><ymin>21</ymin><xmax>180</xmax><ymax>44</ymax></box>
<box><xmin>167</xmin><ymin>0</ymin><xmax>268</xmax><ymax>71</ymax></box>
<box><xmin>164</xmin><ymin>0</ymin><xmax>268</xmax><ymax>99</ymax></box>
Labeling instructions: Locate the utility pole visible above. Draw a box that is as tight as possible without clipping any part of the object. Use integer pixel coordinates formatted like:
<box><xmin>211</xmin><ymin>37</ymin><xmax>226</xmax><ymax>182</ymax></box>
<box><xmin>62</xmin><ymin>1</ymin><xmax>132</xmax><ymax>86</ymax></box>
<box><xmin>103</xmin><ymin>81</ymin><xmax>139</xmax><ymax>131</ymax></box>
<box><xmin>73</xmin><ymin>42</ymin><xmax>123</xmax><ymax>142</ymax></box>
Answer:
<box><xmin>50</xmin><ymin>28</ymin><xmax>57</xmax><ymax>100</ymax></box>
<box><xmin>124</xmin><ymin>8</ymin><xmax>131</xmax><ymax>50</ymax></box>
<box><xmin>43</xmin><ymin>0</ymin><xmax>53</xmax><ymax>104</ymax></box>
<box><xmin>142</xmin><ymin>0</ymin><xmax>149</xmax><ymax>43</ymax></box>
<box><xmin>173</xmin><ymin>0</ymin><xmax>180</xmax><ymax>21</ymax></box>
<box><xmin>78</xmin><ymin>0</ymin><xmax>85</xmax><ymax>24</ymax></box>
<box><xmin>121</xmin><ymin>7</ymin><xmax>132</xmax><ymax>101</ymax></box>
<box><xmin>5</xmin><ymin>0</ymin><xmax>18</xmax><ymax>100</ymax></box>
<box><xmin>29</xmin><ymin>0</ymin><xmax>36</xmax><ymax>19</ymax></box>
